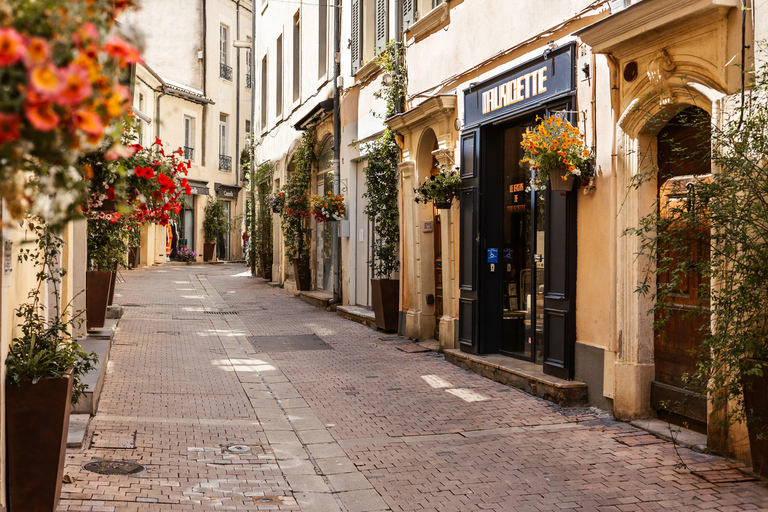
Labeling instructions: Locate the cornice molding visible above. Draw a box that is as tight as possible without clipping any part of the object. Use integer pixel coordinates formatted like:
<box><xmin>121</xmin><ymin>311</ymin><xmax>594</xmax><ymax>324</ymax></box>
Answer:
<box><xmin>405</xmin><ymin>2</ymin><xmax>450</xmax><ymax>43</ymax></box>
<box><xmin>387</xmin><ymin>95</ymin><xmax>457</xmax><ymax>133</ymax></box>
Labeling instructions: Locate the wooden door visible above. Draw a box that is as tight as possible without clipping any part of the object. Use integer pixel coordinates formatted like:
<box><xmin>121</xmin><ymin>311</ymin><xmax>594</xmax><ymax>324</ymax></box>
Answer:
<box><xmin>652</xmin><ymin>107</ymin><xmax>711</xmax><ymax>428</ymax></box>
<box><xmin>433</xmin><ymin>208</ymin><xmax>443</xmax><ymax>339</ymax></box>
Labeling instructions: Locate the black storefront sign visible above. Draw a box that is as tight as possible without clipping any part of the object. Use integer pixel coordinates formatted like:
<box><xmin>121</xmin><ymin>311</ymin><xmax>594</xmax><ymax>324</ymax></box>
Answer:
<box><xmin>459</xmin><ymin>43</ymin><xmax>578</xmax><ymax>380</ymax></box>
<box><xmin>187</xmin><ymin>179</ymin><xmax>210</xmax><ymax>196</ymax></box>
<box><xmin>214</xmin><ymin>183</ymin><xmax>242</xmax><ymax>199</ymax></box>
<box><xmin>464</xmin><ymin>44</ymin><xmax>575</xmax><ymax>129</ymax></box>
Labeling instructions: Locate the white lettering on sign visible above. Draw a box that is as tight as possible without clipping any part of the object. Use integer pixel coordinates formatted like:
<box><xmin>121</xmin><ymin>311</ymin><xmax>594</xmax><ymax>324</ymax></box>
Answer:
<box><xmin>481</xmin><ymin>66</ymin><xmax>548</xmax><ymax>115</ymax></box>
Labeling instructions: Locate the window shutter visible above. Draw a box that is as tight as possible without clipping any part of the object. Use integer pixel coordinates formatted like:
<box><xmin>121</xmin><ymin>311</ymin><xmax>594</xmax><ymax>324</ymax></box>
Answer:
<box><xmin>402</xmin><ymin>0</ymin><xmax>415</xmax><ymax>32</ymax></box>
<box><xmin>351</xmin><ymin>0</ymin><xmax>361</xmax><ymax>74</ymax></box>
<box><xmin>374</xmin><ymin>0</ymin><xmax>387</xmax><ymax>55</ymax></box>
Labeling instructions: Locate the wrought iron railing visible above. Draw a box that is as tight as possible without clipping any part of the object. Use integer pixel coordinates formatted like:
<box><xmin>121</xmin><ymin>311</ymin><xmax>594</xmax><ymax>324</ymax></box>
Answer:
<box><xmin>246</xmin><ymin>74</ymin><xmax>252</xmax><ymax>89</ymax></box>
<box><xmin>219</xmin><ymin>154</ymin><xmax>232</xmax><ymax>171</ymax></box>
<box><xmin>220</xmin><ymin>63</ymin><xmax>233</xmax><ymax>81</ymax></box>
<box><xmin>183</xmin><ymin>146</ymin><xmax>194</xmax><ymax>160</ymax></box>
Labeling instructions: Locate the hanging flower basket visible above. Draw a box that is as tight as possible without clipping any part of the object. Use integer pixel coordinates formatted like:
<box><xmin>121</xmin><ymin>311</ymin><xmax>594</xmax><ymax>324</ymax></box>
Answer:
<box><xmin>521</xmin><ymin>115</ymin><xmax>593</xmax><ymax>192</ymax></box>
<box><xmin>267</xmin><ymin>192</ymin><xmax>285</xmax><ymax>213</ymax></box>
<box><xmin>311</xmin><ymin>192</ymin><xmax>346</xmax><ymax>222</ymax></box>
<box><xmin>550</xmin><ymin>168</ymin><xmax>576</xmax><ymax>192</ymax></box>
<box><xmin>413</xmin><ymin>165</ymin><xmax>461</xmax><ymax>207</ymax></box>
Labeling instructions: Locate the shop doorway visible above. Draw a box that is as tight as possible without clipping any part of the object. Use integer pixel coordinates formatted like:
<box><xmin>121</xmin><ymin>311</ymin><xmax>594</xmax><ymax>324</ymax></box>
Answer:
<box><xmin>315</xmin><ymin>136</ymin><xmax>335</xmax><ymax>292</ymax></box>
<box><xmin>433</xmin><ymin>206</ymin><xmax>443</xmax><ymax>340</ymax></box>
<box><xmin>652</xmin><ymin>107</ymin><xmax>711</xmax><ymax>431</ymax></box>
<box><xmin>217</xmin><ymin>200</ymin><xmax>231</xmax><ymax>261</ymax></box>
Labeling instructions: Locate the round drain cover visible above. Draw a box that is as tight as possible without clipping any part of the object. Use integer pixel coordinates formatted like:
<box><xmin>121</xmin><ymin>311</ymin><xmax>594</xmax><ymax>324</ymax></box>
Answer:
<box><xmin>83</xmin><ymin>460</ymin><xmax>145</xmax><ymax>476</ymax></box>
<box><xmin>227</xmin><ymin>445</ymin><xmax>251</xmax><ymax>453</ymax></box>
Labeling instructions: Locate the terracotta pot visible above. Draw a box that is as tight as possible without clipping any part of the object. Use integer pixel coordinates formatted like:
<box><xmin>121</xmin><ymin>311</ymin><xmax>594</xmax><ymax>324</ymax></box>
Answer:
<box><xmin>550</xmin><ymin>168</ymin><xmax>575</xmax><ymax>191</ymax></box>
<box><xmin>260</xmin><ymin>253</ymin><xmax>273</xmax><ymax>281</ymax></box>
<box><xmin>742</xmin><ymin>359</ymin><xmax>768</xmax><ymax>478</ymax></box>
<box><xmin>127</xmin><ymin>246</ymin><xmax>140</xmax><ymax>269</ymax></box>
<box><xmin>203</xmin><ymin>243</ymin><xmax>216</xmax><ymax>261</ymax></box>
<box><xmin>6</xmin><ymin>371</ymin><xmax>74</xmax><ymax>512</ymax></box>
<box><xmin>86</xmin><ymin>270</ymin><xmax>113</xmax><ymax>330</ymax></box>
<box><xmin>107</xmin><ymin>264</ymin><xmax>117</xmax><ymax>306</ymax></box>
<box><xmin>371</xmin><ymin>278</ymin><xmax>400</xmax><ymax>331</ymax></box>
<box><xmin>293</xmin><ymin>257</ymin><xmax>311</xmax><ymax>291</ymax></box>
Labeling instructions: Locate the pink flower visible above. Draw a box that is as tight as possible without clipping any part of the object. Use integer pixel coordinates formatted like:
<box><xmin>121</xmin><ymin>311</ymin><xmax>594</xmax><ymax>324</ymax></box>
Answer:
<box><xmin>103</xmin><ymin>36</ymin><xmax>141</xmax><ymax>66</ymax></box>
<box><xmin>55</xmin><ymin>64</ymin><xmax>93</xmax><ymax>105</ymax></box>
<box><xmin>24</xmin><ymin>100</ymin><xmax>59</xmax><ymax>131</ymax></box>
<box><xmin>73</xmin><ymin>108</ymin><xmax>104</xmax><ymax>136</ymax></box>
<box><xmin>24</xmin><ymin>37</ymin><xmax>50</xmax><ymax>68</ymax></box>
<box><xmin>28</xmin><ymin>64</ymin><xmax>63</xmax><ymax>99</ymax></box>
<box><xmin>0</xmin><ymin>28</ymin><xmax>25</xmax><ymax>67</ymax></box>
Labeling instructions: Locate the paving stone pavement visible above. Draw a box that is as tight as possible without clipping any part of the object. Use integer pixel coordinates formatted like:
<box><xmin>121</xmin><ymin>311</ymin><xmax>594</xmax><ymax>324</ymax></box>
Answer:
<box><xmin>58</xmin><ymin>263</ymin><xmax>768</xmax><ymax>511</ymax></box>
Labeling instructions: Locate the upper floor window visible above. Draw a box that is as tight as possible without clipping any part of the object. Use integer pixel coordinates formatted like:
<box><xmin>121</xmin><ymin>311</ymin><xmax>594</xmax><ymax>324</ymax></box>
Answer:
<box><xmin>245</xmin><ymin>36</ymin><xmax>252</xmax><ymax>89</ymax></box>
<box><xmin>293</xmin><ymin>12</ymin><xmax>300</xmax><ymax>103</ymax></box>
<box><xmin>403</xmin><ymin>0</ymin><xmax>445</xmax><ymax>31</ymax></box>
<box><xmin>183</xmin><ymin>115</ymin><xmax>195</xmax><ymax>162</ymax></box>
<box><xmin>318</xmin><ymin>0</ymin><xmax>327</xmax><ymax>78</ymax></box>
<box><xmin>351</xmin><ymin>0</ymin><xmax>388</xmax><ymax>75</ymax></box>
<box><xmin>220</xmin><ymin>25</ymin><xmax>232</xmax><ymax>81</ymax></box>
<box><xmin>276</xmin><ymin>34</ymin><xmax>283</xmax><ymax>117</ymax></box>
<box><xmin>219</xmin><ymin>113</ymin><xmax>231</xmax><ymax>171</ymax></box>
<box><xmin>261</xmin><ymin>55</ymin><xmax>268</xmax><ymax>129</ymax></box>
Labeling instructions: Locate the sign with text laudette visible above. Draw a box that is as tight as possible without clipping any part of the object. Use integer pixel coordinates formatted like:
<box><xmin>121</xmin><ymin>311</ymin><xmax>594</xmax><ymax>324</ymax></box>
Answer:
<box><xmin>463</xmin><ymin>43</ymin><xmax>575</xmax><ymax>129</ymax></box>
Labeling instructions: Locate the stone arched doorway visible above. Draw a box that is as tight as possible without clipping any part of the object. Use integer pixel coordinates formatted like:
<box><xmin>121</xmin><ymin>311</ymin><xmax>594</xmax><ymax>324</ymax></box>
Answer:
<box><xmin>314</xmin><ymin>135</ymin><xmax>335</xmax><ymax>292</ymax></box>
<box><xmin>416</xmin><ymin>128</ymin><xmax>441</xmax><ymax>339</ymax></box>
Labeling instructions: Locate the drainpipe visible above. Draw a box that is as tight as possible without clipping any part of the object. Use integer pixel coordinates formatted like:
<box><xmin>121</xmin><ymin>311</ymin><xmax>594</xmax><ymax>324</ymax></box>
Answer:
<box><xmin>201</xmin><ymin>0</ymin><xmax>208</xmax><ymax>167</ymax></box>
<box><xmin>394</xmin><ymin>0</ymin><xmax>402</xmax><ymax>114</ymax></box>
<box><xmin>235</xmin><ymin>0</ymin><xmax>241</xmax><ymax>184</ymax></box>
<box><xmin>155</xmin><ymin>89</ymin><xmax>166</xmax><ymax>140</ymax></box>
<box><xmin>329</xmin><ymin>0</ymin><xmax>342</xmax><ymax>305</ymax></box>
<box><xmin>249</xmin><ymin>2</ymin><xmax>257</xmax><ymax>277</ymax></box>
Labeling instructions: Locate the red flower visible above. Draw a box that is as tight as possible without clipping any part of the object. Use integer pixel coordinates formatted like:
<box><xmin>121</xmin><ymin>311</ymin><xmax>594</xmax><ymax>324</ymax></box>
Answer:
<box><xmin>103</xmin><ymin>36</ymin><xmax>141</xmax><ymax>67</ymax></box>
<box><xmin>0</xmin><ymin>28</ymin><xmax>25</xmax><ymax>67</ymax></box>
<box><xmin>106</xmin><ymin>187</ymin><xmax>116</xmax><ymax>200</ymax></box>
<box><xmin>24</xmin><ymin>100</ymin><xmax>59</xmax><ymax>131</ymax></box>
<box><xmin>0</xmin><ymin>113</ymin><xmax>21</xmax><ymax>144</ymax></box>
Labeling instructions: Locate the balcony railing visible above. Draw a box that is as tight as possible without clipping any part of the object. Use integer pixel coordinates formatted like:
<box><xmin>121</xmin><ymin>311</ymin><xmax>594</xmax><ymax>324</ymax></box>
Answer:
<box><xmin>246</xmin><ymin>74</ymin><xmax>252</xmax><ymax>89</ymax></box>
<box><xmin>220</xmin><ymin>63</ymin><xmax>233</xmax><ymax>81</ymax></box>
<box><xmin>183</xmin><ymin>146</ymin><xmax>194</xmax><ymax>161</ymax></box>
<box><xmin>219</xmin><ymin>154</ymin><xmax>232</xmax><ymax>171</ymax></box>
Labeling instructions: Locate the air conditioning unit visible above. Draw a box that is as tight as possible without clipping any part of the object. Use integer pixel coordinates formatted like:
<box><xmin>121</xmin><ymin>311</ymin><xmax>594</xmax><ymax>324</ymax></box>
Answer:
<box><xmin>609</xmin><ymin>0</ymin><xmax>630</xmax><ymax>13</ymax></box>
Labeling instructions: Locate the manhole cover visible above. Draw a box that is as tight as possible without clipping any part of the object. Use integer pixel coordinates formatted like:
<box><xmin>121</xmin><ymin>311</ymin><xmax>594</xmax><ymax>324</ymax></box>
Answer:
<box><xmin>83</xmin><ymin>460</ymin><xmax>145</xmax><ymax>475</ymax></box>
<box><xmin>247</xmin><ymin>334</ymin><xmax>332</xmax><ymax>352</ymax></box>
<box><xmin>226</xmin><ymin>445</ymin><xmax>251</xmax><ymax>453</ymax></box>
<box><xmin>252</xmin><ymin>496</ymin><xmax>282</xmax><ymax>505</ymax></box>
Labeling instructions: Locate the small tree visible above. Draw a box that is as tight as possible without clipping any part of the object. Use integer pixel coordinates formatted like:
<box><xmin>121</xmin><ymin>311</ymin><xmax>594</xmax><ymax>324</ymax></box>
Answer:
<box><xmin>281</xmin><ymin>129</ymin><xmax>315</xmax><ymax>262</ymax></box>
<box><xmin>254</xmin><ymin>161</ymin><xmax>274</xmax><ymax>269</ymax></box>
<box><xmin>203</xmin><ymin>198</ymin><xmax>227</xmax><ymax>244</ymax></box>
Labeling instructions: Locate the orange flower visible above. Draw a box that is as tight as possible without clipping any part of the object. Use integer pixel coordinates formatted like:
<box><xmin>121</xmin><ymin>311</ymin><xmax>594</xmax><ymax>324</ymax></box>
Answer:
<box><xmin>73</xmin><ymin>108</ymin><xmax>104</xmax><ymax>135</ymax></box>
<box><xmin>56</xmin><ymin>64</ymin><xmax>93</xmax><ymax>105</ymax></box>
<box><xmin>25</xmin><ymin>100</ymin><xmax>60</xmax><ymax>131</ymax></box>
<box><xmin>104</xmin><ymin>36</ymin><xmax>141</xmax><ymax>67</ymax></box>
<box><xmin>28</xmin><ymin>64</ymin><xmax>63</xmax><ymax>98</ymax></box>
<box><xmin>24</xmin><ymin>37</ymin><xmax>50</xmax><ymax>68</ymax></box>
<box><xmin>0</xmin><ymin>28</ymin><xmax>25</xmax><ymax>67</ymax></box>
<box><xmin>0</xmin><ymin>113</ymin><xmax>21</xmax><ymax>144</ymax></box>
<box><xmin>582</xmin><ymin>150</ymin><xmax>590</xmax><ymax>157</ymax></box>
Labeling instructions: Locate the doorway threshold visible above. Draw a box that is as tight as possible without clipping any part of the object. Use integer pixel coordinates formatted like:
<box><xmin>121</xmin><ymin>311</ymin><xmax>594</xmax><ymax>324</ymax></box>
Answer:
<box><xmin>444</xmin><ymin>349</ymin><xmax>587</xmax><ymax>406</ymax></box>
<box><xmin>298</xmin><ymin>290</ymin><xmax>333</xmax><ymax>310</ymax></box>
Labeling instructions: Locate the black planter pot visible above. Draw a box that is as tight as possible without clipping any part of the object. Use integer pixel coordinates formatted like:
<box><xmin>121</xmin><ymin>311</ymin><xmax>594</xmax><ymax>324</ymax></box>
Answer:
<box><xmin>371</xmin><ymin>278</ymin><xmax>399</xmax><ymax>331</ymax></box>
<box><xmin>127</xmin><ymin>246</ymin><xmax>140</xmax><ymax>269</ymax></box>
<box><xmin>203</xmin><ymin>243</ymin><xmax>216</xmax><ymax>261</ymax></box>
<box><xmin>293</xmin><ymin>258</ymin><xmax>311</xmax><ymax>291</ymax></box>
<box><xmin>550</xmin><ymin>168</ymin><xmax>575</xmax><ymax>192</ymax></box>
<box><xmin>260</xmin><ymin>253</ymin><xmax>273</xmax><ymax>281</ymax></box>
<box><xmin>86</xmin><ymin>270</ymin><xmax>113</xmax><ymax>330</ymax></box>
<box><xmin>107</xmin><ymin>263</ymin><xmax>118</xmax><ymax>306</ymax></box>
<box><xmin>6</xmin><ymin>371</ymin><xmax>74</xmax><ymax>512</ymax></box>
<box><xmin>742</xmin><ymin>359</ymin><xmax>768</xmax><ymax>477</ymax></box>
<box><xmin>434</xmin><ymin>201</ymin><xmax>452</xmax><ymax>209</ymax></box>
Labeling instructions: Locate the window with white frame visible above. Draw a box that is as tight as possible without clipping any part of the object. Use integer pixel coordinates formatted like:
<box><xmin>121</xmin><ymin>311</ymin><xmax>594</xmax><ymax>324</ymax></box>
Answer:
<box><xmin>293</xmin><ymin>12</ymin><xmax>300</xmax><ymax>103</ymax></box>
<box><xmin>183</xmin><ymin>115</ymin><xmax>195</xmax><ymax>162</ymax></box>
<box><xmin>402</xmin><ymin>0</ymin><xmax>445</xmax><ymax>31</ymax></box>
<box><xmin>276</xmin><ymin>34</ymin><xmax>283</xmax><ymax>117</ymax></box>
<box><xmin>220</xmin><ymin>25</ymin><xmax>232</xmax><ymax>80</ymax></box>
<box><xmin>318</xmin><ymin>0</ymin><xmax>327</xmax><ymax>78</ymax></box>
<box><xmin>246</xmin><ymin>36</ymin><xmax>252</xmax><ymax>89</ymax></box>
<box><xmin>351</xmin><ymin>0</ymin><xmax>387</xmax><ymax>75</ymax></box>
<box><xmin>261</xmin><ymin>55</ymin><xmax>267</xmax><ymax>129</ymax></box>
<box><xmin>219</xmin><ymin>113</ymin><xmax>231</xmax><ymax>170</ymax></box>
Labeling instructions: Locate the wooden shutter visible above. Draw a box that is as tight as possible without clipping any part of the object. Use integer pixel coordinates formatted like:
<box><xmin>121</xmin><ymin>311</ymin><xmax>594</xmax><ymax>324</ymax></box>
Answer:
<box><xmin>374</xmin><ymin>0</ymin><xmax>387</xmax><ymax>55</ymax></box>
<box><xmin>351</xmin><ymin>0</ymin><xmax>361</xmax><ymax>74</ymax></box>
<box><xmin>402</xmin><ymin>0</ymin><xmax>415</xmax><ymax>31</ymax></box>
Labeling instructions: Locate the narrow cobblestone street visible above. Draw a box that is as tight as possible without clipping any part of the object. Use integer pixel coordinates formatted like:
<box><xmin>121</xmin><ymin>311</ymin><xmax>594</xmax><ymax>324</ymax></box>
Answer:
<box><xmin>57</xmin><ymin>264</ymin><xmax>768</xmax><ymax>512</ymax></box>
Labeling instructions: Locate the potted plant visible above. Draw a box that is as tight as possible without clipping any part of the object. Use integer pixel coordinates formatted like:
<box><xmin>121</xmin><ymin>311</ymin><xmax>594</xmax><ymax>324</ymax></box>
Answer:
<box><xmin>363</xmin><ymin>126</ymin><xmax>401</xmax><ymax>331</ymax></box>
<box><xmin>267</xmin><ymin>191</ymin><xmax>285</xmax><ymax>214</ymax></box>
<box><xmin>86</xmin><ymin>212</ymin><xmax>127</xmax><ymax>327</ymax></box>
<box><xmin>282</xmin><ymin>130</ymin><xmax>314</xmax><ymax>291</ymax></box>
<box><xmin>311</xmin><ymin>191</ymin><xmax>347</xmax><ymax>222</ymax></box>
<box><xmin>176</xmin><ymin>246</ymin><xmax>197</xmax><ymax>263</ymax></box>
<box><xmin>203</xmin><ymin>198</ymin><xmax>227</xmax><ymax>261</ymax></box>
<box><xmin>413</xmin><ymin>165</ymin><xmax>461</xmax><ymax>209</ymax></box>
<box><xmin>6</xmin><ymin>219</ymin><xmax>98</xmax><ymax>512</ymax></box>
<box><xmin>254</xmin><ymin>162</ymin><xmax>275</xmax><ymax>280</ymax></box>
<box><xmin>521</xmin><ymin>115</ymin><xmax>593</xmax><ymax>192</ymax></box>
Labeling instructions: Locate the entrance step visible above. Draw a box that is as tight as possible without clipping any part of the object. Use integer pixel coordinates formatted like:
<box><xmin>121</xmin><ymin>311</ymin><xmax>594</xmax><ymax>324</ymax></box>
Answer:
<box><xmin>630</xmin><ymin>418</ymin><xmax>708</xmax><ymax>453</ymax></box>
<box><xmin>298</xmin><ymin>290</ymin><xmax>333</xmax><ymax>310</ymax></box>
<box><xmin>337</xmin><ymin>305</ymin><xmax>377</xmax><ymax>329</ymax></box>
<box><xmin>67</xmin><ymin>414</ymin><xmax>91</xmax><ymax>448</ymax></box>
<box><xmin>444</xmin><ymin>349</ymin><xmax>587</xmax><ymax>406</ymax></box>
<box><xmin>73</xmin><ymin>319</ymin><xmax>117</xmax><ymax>415</ymax></box>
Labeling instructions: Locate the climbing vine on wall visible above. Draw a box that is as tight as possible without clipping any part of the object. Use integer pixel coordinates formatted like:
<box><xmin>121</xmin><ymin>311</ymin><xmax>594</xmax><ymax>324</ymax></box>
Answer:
<box><xmin>281</xmin><ymin>128</ymin><xmax>316</xmax><ymax>261</ymax></box>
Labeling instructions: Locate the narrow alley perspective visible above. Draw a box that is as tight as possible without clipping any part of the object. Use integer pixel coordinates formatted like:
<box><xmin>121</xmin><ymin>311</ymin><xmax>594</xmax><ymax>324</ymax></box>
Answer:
<box><xmin>57</xmin><ymin>264</ymin><xmax>768</xmax><ymax>512</ymax></box>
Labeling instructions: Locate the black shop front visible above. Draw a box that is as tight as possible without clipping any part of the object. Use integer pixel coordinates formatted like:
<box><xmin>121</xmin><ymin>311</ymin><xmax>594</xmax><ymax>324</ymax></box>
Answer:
<box><xmin>459</xmin><ymin>43</ymin><xmax>578</xmax><ymax>379</ymax></box>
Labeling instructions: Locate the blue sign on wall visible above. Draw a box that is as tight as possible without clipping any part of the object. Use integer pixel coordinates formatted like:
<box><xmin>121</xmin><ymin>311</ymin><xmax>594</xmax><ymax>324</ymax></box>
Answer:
<box><xmin>487</xmin><ymin>248</ymin><xmax>498</xmax><ymax>263</ymax></box>
<box><xmin>463</xmin><ymin>43</ymin><xmax>575</xmax><ymax>129</ymax></box>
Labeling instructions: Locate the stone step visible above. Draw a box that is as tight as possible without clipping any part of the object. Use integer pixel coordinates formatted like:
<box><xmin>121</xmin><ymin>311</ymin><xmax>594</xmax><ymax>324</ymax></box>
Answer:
<box><xmin>444</xmin><ymin>349</ymin><xmax>588</xmax><ymax>406</ymax></box>
<box><xmin>298</xmin><ymin>290</ymin><xmax>334</xmax><ymax>310</ymax></box>
<box><xmin>336</xmin><ymin>305</ymin><xmax>377</xmax><ymax>330</ymax></box>
<box><xmin>72</xmin><ymin>319</ymin><xmax>117</xmax><ymax>415</ymax></box>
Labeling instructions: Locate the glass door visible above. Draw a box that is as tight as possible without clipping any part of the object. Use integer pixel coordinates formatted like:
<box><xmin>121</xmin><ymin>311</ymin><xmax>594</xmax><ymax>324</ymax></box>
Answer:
<box><xmin>217</xmin><ymin>200</ymin><xmax>231</xmax><ymax>260</ymax></box>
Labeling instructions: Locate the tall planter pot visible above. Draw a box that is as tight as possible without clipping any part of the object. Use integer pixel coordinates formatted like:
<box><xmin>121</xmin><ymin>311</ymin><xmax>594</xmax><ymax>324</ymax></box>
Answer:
<box><xmin>86</xmin><ymin>270</ymin><xmax>112</xmax><ymax>330</ymax></box>
<box><xmin>107</xmin><ymin>263</ymin><xmax>118</xmax><ymax>306</ymax></box>
<box><xmin>203</xmin><ymin>243</ymin><xmax>216</xmax><ymax>262</ymax></box>
<box><xmin>260</xmin><ymin>253</ymin><xmax>273</xmax><ymax>281</ymax></box>
<box><xmin>6</xmin><ymin>371</ymin><xmax>74</xmax><ymax>512</ymax></box>
<box><xmin>293</xmin><ymin>257</ymin><xmax>311</xmax><ymax>291</ymax></box>
<box><xmin>742</xmin><ymin>359</ymin><xmax>768</xmax><ymax>478</ymax></box>
<box><xmin>127</xmin><ymin>246</ymin><xmax>140</xmax><ymax>269</ymax></box>
<box><xmin>371</xmin><ymin>278</ymin><xmax>400</xmax><ymax>332</ymax></box>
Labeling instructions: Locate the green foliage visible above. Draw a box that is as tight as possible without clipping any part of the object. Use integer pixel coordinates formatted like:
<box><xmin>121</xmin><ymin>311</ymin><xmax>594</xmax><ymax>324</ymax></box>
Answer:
<box><xmin>254</xmin><ymin>161</ymin><xmax>274</xmax><ymax>258</ymax></box>
<box><xmin>87</xmin><ymin>216</ymin><xmax>128</xmax><ymax>271</ymax></box>
<box><xmin>627</xmin><ymin>46</ymin><xmax>768</xmax><ymax>430</ymax></box>
<box><xmin>203</xmin><ymin>198</ymin><xmax>227</xmax><ymax>244</ymax></box>
<box><xmin>281</xmin><ymin>129</ymin><xmax>315</xmax><ymax>261</ymax></box>
<box><xmin>7</xmin><ymin>220</ymin><xmax>98</xmax><ymax>405</ymax></box>
<box><xmin>373</xmin><ymin>40</ymin><xmax>406</xmax><ymax>119</ymax></box>
<box><xmin>413</xmin><ymin>165</ymin><xmax>461</xmax><ymax>205</ymax></box>
<box><xmin>363</xmin><ymin>126</ymin><xmax>400</xmax><ymax>278</ymax></box>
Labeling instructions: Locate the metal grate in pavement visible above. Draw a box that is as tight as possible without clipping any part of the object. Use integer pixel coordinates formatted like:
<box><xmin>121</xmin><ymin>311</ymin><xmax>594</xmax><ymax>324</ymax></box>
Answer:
<box><xmin>247</xmin><ymin>334</ymin><xmax>332</xmax><ymax>352</ymax></box>
<box><xmin>83</xmin><ymin>460</ymin><xmax>145</xmax><ymax>476</ymax></box>
<box><xmin>205</xmin><ymin>310</ymin><xmax>238</xmax><ymax>315</ymax></box>
<box><xmin>90</xmin><ymin>430</ymin><xmax>137</xmax><ymax>449</ymax></box>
